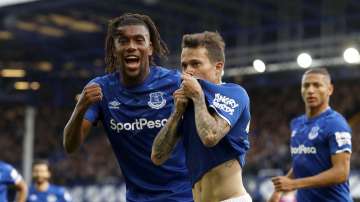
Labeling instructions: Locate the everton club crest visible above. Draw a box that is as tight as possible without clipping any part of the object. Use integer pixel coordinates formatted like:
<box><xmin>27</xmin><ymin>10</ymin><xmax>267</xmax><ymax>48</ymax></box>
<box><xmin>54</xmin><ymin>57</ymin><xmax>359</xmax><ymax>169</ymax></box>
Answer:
<box><xmin>308</xmin><ymin>126</ymin><xmax>320</xmax><ymax>140</ymax></box>
<box><xmin>148</xmin><ymin>92</ymin><xmax>166</xmax><ymax>109</ymax></box>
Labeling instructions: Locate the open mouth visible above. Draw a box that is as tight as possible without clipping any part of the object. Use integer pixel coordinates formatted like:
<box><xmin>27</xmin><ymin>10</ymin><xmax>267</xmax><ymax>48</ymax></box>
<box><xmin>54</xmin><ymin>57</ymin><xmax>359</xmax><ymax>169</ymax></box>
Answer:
<box><xmin>124</xmin><ymin>55</ymin><xmax>140</xmax><ymax>67</ymax></box>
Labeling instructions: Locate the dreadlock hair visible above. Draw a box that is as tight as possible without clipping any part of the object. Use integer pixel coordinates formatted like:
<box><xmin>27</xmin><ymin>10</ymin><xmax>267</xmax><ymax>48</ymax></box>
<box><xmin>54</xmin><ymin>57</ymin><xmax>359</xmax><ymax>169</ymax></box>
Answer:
<box><xmin>105</xmin><ymin>13</ymin><xmax>170</xmax><ymax>73</ymax></box>
<box><xmin>181</xmin><ymin>31</ymin><xmax>225</xmax><ymax>64</ymax></box>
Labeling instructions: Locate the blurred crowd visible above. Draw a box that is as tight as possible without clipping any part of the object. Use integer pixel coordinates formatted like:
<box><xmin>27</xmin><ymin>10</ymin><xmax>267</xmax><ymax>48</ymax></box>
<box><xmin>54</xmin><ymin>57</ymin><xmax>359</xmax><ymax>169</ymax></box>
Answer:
<box><xmin>1</xmin><ymin>78</ymin><xmax>360</xmax><ymax>185</ymax></box>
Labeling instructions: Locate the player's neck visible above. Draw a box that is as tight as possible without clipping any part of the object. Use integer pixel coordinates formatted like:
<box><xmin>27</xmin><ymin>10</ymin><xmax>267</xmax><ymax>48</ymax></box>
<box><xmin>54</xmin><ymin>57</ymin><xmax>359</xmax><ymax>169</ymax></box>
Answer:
<box><xmin>35</xmin><ymin>181</ymin><xmax>50</xmax><ymax>192</ymax></box>
<box><xmin>120</xmin><ymin>68</ymin><xmax>150</xmax><ymax>87</ymax></box>
<box><xmin>209</xmin><ymin>76</ymin><xmax>222</xmax><ymax>84</ymax></box>
<box><xmin>306</xmin><ymin>104</ymin><xmax>329</xmax><ymax>118</ymax></box>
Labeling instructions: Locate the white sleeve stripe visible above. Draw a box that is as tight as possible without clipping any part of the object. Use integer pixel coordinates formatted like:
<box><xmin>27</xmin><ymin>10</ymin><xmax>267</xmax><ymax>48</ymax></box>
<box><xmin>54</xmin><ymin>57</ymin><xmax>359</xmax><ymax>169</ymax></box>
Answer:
<box><xmin>10</xmin><ymin>169</ymin><xmax>22</xmax><ymax>184</ymax></box>
<box><xmin>209</xmin><ymin>105</ymin><xmax>232</xmax><ymax>127</ymax></box>
<box><xmin>335</xmin><ymin>148</ymin><xmax>352</xmax><ymax>154</ymax></box>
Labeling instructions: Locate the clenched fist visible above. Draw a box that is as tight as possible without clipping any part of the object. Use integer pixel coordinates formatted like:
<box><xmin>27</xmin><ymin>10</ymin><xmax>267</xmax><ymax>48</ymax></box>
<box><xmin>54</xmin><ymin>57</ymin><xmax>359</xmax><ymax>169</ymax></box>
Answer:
<box><xmin>77</xmin><ymin>83</ymin><xmax>103</xmax><ymax>109</ymax></box>
<box><xmin>181</xmin><ymin>73</ymin><xmax>203</xmax><ymax>101</ymax></box>
<box><xmin>173</xmin><ymin>88</ymin><xmax>188</xmax><ymax>113</ymax></box>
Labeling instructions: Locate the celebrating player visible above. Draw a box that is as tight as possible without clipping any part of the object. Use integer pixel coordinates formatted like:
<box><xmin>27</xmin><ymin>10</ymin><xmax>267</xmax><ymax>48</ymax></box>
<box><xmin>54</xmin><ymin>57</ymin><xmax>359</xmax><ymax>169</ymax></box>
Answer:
<box><xmin>152</xmin><ymin>31</ymin><xmax>252</xmax><ymax>202</ymax></box>
<box><xmin>63</xmin><ymin>13</ymin><xmax>192</xmax><ymax>201</ymax></box>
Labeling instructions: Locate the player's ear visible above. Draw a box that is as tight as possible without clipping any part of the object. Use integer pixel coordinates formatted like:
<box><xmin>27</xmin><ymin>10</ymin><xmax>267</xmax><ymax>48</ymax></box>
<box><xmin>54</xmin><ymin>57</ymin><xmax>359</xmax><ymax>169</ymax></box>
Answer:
<box><xmin>148</xmin><ymin>41</ymin><xmax>153</xmax><ymax>56</ymax></box>
<box><xmin>215</xmin><ymin>61</ymin><xmax>224</xmax><ymax>77</ymax></box>
<box><xmin>328</xmin><ymin>83</ymin><xmax>334</xmax><ymax>96</ymax></box>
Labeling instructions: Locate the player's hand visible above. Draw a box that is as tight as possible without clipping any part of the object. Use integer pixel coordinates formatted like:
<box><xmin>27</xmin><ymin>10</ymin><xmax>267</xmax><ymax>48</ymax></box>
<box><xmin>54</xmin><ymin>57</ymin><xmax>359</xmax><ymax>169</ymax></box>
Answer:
<box><xmin>181</xmin><ymin>73</ymin><xmax>203</xmax><ymax>101</ymax></box>
<box><xmin>267</xmin><ymin>191</ymin><xmax>282</xmax><ymax>202</ymax></box>
<box><xmin>173</xmin><ymin>88</ymin><xmax>188</xmax><ymax>113</ymax></box>
<box><xmin>271</xmin><ymin>176</ymin><xmax>296</xmax><ymax>192</ymax></box>
<box><xmin>77</xmin><ymin>83</ymin><xmax>103</xmax><ymax>109</ymax></box>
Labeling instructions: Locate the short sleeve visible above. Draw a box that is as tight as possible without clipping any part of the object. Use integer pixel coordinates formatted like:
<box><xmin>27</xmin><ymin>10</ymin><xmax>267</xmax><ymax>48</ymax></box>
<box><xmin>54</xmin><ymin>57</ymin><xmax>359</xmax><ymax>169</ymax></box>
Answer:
<box><xmin>84</xmin><ymin>103</ymin><xmax>100</xmax><ymax>124</ymax></box>
<box><xmin>329</xmin><ymin>131</ymin><xmax>352</xmax><ymax>154</ymax></box>
<box><xmin>83</xmin><ymin>79</ymin><xmax>101</xmax><ymax>124</ymax></box>
<box><xmin>327</xmin><ymin>117</ymin><xmax>352</xmax><ymax>155</ymax></box>
<box><xmin>199</xmin><ymin>80</ymin><xmax>249</xmax><ymax>127</ymax></box>
<box><xmin>4</xmin><ymin>166</ymin><xmax>22</xmax><ymax>185</ymax></box>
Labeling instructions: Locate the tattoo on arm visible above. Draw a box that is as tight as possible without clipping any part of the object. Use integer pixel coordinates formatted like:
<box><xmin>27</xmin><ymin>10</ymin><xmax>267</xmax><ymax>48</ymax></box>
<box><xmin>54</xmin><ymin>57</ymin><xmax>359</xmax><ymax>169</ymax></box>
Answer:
<box><xmin>152</xmin><ymin>112</ymin><xmax>183</xmax><ymax>164</ymax></box>
<box><xmin>193</xmin><ymin>96</ymin><xmax>230</xmax><ymax>147</ymax></box>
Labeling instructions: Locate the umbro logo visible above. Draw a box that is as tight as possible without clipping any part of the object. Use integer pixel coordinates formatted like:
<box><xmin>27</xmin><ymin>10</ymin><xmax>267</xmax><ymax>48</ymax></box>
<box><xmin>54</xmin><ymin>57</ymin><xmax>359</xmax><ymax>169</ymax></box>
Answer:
<box><xmin>108</xmin><ymin>100</ymin><xmax>121</xmax><ymax>109</ymax></box>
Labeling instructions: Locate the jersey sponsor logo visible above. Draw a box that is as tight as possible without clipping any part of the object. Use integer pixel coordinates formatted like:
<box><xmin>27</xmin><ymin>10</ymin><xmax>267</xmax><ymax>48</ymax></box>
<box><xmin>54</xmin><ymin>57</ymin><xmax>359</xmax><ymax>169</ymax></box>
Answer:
<box><xmin>212</xmin><ymin>93</ymin><xmax>239</xmax><ymax>115</ymax></box>
<box><xmin>148</xmin><ymin>92</ymin><xmax>166</xmax><ymax>109</ymax></box>
<box><xmin>291</xmin><ymin>144</ymin><xmax>317</xmax><ymax>154</ymax></box>
<box><xmin>108</xmin><ymin>100</ymin><xmax>121</xmax><ymax>109</ymax></box>
<box><xmin>308</xmin><ymin>126</ymin><xmax>319</xmax><ymax>140</ymax></box>
<box><xmin>110</xmin><ymin>118</ymin><xmax>167</xmax><ymax>132</ymax></box>
<box><xmin>335</xmin><ymin>132</ymin><xmax>352</xmax><ymax>147</ymax></box>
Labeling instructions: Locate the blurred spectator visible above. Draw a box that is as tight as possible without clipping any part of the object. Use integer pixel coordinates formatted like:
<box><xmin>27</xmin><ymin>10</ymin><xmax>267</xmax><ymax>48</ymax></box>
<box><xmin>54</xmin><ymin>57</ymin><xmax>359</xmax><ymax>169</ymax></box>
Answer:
<box><xmin>27</xmin><ymin>159</ymin><xmax>72</xmax><ymax>202</ymax></box>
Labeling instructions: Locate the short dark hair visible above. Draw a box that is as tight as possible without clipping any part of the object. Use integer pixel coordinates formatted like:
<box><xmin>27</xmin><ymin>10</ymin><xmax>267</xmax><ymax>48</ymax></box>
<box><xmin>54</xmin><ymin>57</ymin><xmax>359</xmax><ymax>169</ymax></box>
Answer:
<box><xmin>33</xmin><ymin>159</ymin><xmax>50</xmax><ymax>168</ymax></box>
<box><xmin>181</xmin><ymin>31</ymin><xmax>225</xmax><ymax>64</ymax></box>
<box><xmin>105</xmin><ymin>13</ymin><xmax>169</xmax><ymax>73</ymax></box>
<box><xmin>303</xmin><ymin>68</ymin><xmax>331</xmax><ymax>83</ymax></box>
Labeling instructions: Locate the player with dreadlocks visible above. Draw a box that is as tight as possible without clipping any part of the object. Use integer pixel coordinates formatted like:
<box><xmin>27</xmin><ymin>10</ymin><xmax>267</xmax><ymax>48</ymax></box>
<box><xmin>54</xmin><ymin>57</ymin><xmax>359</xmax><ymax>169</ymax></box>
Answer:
<box><xmin>104</xmin><ymin>13</ymin><xmax>169</xmax><ymax>73</ymax></box>
<box><xmin>63</xmin><ymin>13</ymin><xmax>193</xmax><ymax>202</ymax></box>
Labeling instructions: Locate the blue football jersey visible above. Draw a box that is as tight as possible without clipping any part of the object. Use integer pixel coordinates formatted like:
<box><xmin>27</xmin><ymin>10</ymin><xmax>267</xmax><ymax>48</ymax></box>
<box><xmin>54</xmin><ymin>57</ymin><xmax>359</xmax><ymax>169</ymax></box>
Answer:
<box><xmin>0</xmin><ymin>161</ymin><xmax>22</xmax><ymax>202</ymax></box>
<box><xmin>84</xmin><ymin>66</ymin><xmax>192</xmax><ymax>202</ymax></box>
<box><xmin>180</xmin><ymin>79</ymin><xmax>251</xmax><ymax>186</ymax></box>
<box><xmin>290</xmin><ymin>108</ymin><xmax>352</xmax><ymax>202</ymax></box>
<box><xmin>27</xmin><ymin>184</ymin><xmax>72</xmax><ymax>202</ymax></box>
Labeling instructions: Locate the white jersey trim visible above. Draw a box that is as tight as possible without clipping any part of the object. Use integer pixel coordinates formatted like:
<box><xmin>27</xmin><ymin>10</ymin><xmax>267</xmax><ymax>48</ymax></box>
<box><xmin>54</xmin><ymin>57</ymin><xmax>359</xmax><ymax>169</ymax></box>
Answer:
<box><xmin>335</xmin><ymin>148</ymin><xmax>352</xmax><ymax>154</ymax></box>
<box><xmin>10</xmin><ymin>168</ymin><xmax>22</xmax><ymax>184</ymax></box>
<box><xmin>209</xmin><ymin>105</ymin><xmax>232</xmax><ymax>127</ymax></box>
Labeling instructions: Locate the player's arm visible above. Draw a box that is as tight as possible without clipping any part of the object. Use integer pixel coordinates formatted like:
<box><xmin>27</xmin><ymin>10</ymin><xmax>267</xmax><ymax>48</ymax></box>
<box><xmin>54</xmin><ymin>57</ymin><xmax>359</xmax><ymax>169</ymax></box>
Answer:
<box><xmin>272</xmin><ymin>152</ymin><xmax>350</xmax><ymax>192</ymax></box>
<box><xmin>181</xmin><ymin>73</ymin><xmax>230</xmax><ymax>147</ymax></box>
<box><xmin>7</xmin><ymin>166</ymin><xmax>27</xmax><ymax>202</ymax></box>
<box><xmin>293</xmin><ymin>152</ymin><xmax>350</xmax><ymax>189</ymax></box>
<box><xmin>194</xmin><ymin>99</ymin><xmax>230</xmax><ymax>147</ymax></box>
<box><xmin>14</xmin><ymin>178</ymin><xmax>27</xmax><ymax>202</ymax></box>
<box><xmin>151</xmin><ymin>88</ymin><xmax>188</xmax><ymax>165</ymax></box>
<box><xmin>63</xmin><ymin>83</ymin><xmax>102</xmax><ymax>153</ymax></box>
